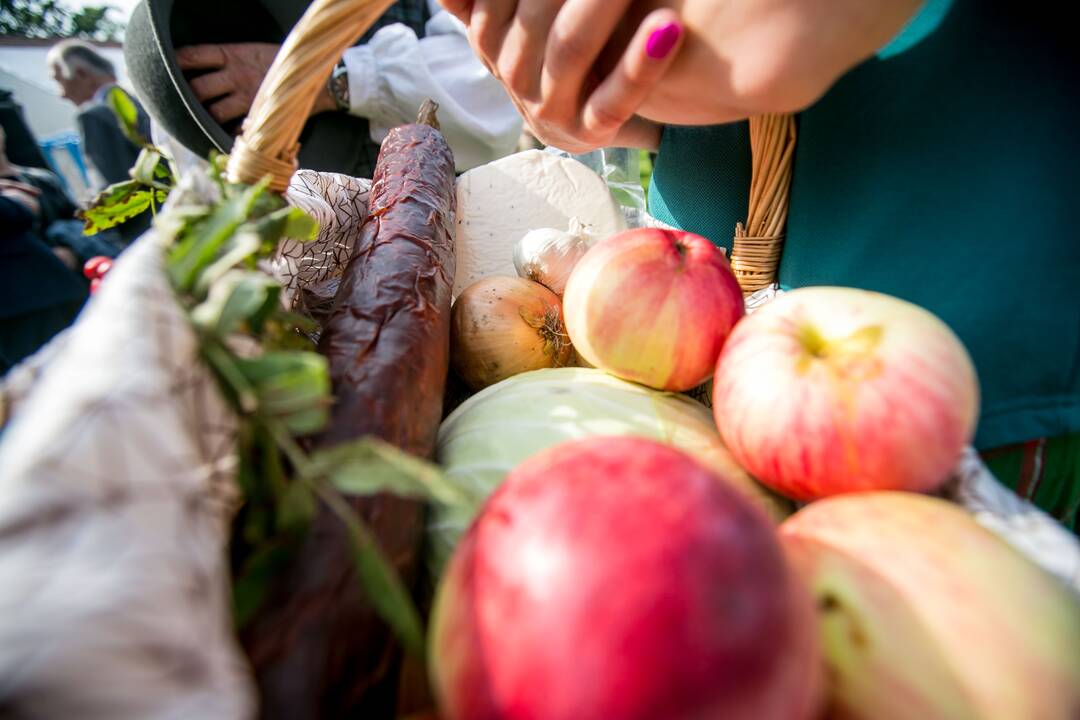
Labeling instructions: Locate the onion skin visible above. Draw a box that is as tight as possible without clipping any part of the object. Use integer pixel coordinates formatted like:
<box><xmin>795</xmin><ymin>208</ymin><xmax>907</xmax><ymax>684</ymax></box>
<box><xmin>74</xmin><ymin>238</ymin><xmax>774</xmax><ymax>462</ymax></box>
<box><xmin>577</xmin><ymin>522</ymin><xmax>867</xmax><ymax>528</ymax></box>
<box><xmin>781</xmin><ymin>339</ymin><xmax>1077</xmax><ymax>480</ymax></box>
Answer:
<box><xmin>451</xmin><ymin>277</ymin><xmax>573</xmax><ymax>391</ymax></box>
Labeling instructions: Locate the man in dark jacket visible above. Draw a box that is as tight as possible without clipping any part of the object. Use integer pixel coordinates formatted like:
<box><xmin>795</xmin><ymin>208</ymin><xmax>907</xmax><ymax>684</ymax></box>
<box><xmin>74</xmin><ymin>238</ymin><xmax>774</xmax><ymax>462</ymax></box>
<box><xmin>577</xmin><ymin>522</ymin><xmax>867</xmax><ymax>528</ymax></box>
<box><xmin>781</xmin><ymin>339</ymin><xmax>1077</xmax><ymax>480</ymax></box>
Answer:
<box><xmin>46</xmin><ymin>40</ymin><xmax>152</xmax><ymax>188</ymax></box>
<box><xmin>46</xmin><ymin>40</ymin><xmax>154</xmax><ymax>248</ymax></box>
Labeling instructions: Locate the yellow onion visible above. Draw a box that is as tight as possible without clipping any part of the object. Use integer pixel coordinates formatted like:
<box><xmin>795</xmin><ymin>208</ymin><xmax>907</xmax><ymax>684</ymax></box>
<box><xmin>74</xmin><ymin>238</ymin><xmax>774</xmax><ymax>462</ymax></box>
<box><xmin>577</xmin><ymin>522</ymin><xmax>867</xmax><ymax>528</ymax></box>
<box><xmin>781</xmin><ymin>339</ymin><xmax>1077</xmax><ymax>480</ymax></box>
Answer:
<box><xmin>451</xmin><ymin>277</ymin><xmax>573</xmax><ymax>391</ymax></box>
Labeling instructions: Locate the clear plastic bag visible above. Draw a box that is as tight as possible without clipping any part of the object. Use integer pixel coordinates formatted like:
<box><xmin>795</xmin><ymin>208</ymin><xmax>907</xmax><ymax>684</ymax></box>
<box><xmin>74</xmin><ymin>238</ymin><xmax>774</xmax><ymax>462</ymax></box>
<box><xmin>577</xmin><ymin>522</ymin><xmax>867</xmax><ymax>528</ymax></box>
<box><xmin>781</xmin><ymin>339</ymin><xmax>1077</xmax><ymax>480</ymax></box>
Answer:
<box><xmin>546</xmin><ymin>146</ymin><xmax>646</xmax><ymax>212</ymax></box>
<box><xmin>543</xmin><ymin>145</ymin><xmax>679</xmax><ymax>231</ymax></box>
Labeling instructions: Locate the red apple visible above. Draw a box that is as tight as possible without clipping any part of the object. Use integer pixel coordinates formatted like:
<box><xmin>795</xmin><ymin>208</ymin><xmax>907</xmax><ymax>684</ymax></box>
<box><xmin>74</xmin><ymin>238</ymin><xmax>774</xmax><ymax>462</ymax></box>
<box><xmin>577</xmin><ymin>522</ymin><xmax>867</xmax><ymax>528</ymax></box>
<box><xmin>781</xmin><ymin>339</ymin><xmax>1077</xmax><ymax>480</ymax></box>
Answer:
<box><xmin>429</xmin><ymin>436</ymin><xmax>822</xmax><ymax>720</ymax></box>
<box><xmin>713</xmin><ymin>287</ymin><xmax>979</xmax><ymax>501</ymax></box>
<box><xmin>563</xmin><ymin>228</ymin><xmax>744</xmax><ymax>391</ymax></box>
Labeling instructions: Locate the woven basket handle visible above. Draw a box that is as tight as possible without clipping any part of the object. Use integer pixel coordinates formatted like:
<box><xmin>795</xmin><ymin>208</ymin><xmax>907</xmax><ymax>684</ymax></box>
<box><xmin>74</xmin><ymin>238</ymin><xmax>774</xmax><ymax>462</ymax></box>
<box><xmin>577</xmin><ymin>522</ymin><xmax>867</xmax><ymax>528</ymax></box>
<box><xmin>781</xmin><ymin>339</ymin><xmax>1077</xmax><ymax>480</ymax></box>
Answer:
<box><xmin>226</xmin><ymin>0</ymin><xmax>397</xmax><ymax>192</ymax></box>
<box><xmin>731</xmin><ymin>113</ymin><xmax>797</xmax><ymax>295</ymax></box>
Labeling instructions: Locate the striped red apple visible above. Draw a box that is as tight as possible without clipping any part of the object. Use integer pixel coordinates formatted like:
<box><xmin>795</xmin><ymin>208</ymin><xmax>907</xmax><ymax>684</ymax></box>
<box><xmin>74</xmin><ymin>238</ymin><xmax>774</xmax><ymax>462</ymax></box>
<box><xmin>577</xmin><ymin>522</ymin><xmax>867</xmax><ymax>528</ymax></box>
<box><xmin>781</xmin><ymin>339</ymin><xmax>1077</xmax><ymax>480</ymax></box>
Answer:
<box><xmin>563</xmin><ymin>228</ymin><xmax>744</xmax><ymax>392</ymax></box>
<box><xmin>713</xmin><ymin>287</ymin><xmax>979</xmax><ymax>501</ymax></box>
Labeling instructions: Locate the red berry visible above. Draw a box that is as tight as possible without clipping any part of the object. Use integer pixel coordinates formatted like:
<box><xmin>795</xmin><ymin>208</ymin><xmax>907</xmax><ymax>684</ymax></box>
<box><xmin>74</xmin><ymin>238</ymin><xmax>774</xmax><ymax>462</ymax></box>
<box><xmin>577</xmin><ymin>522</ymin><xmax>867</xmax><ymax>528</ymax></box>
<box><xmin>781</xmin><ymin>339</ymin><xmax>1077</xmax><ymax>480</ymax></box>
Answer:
<box><xmin>89</xmin><ymin>277</ymin><xmax>102</xmax><ymax>294</ymax></box>
<box><xmin>83</xmin><ymin>256</ymin><xmax>112</xmax><ymax>280</ymax></box>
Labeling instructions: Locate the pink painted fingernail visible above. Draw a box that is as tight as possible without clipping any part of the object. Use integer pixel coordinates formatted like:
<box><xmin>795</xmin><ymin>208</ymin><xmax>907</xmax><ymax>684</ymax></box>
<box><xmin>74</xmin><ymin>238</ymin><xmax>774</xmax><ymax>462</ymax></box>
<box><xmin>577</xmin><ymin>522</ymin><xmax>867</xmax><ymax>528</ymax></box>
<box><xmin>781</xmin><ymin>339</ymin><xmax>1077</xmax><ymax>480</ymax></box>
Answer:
<box><xmin>646</xmin><ymin>22</ymin><xmax>682</xmax><ymax>60</ymax></box>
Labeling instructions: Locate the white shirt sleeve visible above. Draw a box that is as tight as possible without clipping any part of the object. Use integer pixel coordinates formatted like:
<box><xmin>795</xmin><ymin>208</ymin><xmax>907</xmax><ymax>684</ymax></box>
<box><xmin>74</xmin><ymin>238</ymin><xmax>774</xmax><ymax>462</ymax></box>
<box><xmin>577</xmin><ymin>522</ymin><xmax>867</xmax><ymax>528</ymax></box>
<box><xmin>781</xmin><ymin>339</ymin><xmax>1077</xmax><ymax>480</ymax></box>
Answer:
<box><xmin>342</xmin><ymin>0</ymin><xmax>523</xmax><ymax>171</ymax></box>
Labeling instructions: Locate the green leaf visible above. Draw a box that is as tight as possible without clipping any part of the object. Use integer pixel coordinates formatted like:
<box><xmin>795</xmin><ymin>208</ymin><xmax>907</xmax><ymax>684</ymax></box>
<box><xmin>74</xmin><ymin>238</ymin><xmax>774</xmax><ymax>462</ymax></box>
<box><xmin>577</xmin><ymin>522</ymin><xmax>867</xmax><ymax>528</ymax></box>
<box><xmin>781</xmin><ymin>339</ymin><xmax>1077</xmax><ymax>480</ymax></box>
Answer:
<box><xmin>201</xmin><ymin>337</ymin><xmax>259</xmax><ymax>413</ymax></box>
<box><xmin>260</xmin><ymin>316</ymin><xmax>320</xmax><ymax>353</ymax></box>
<box><xmin>191</xmin><ymin>270</ymin><xmax>280</xmax><ymax>337</ymax></box>
<box><xmin>279</xmin><ymin>206</ymin><xmax>319</xmax><ymax>242</ymax></box>
<box><xmin>80</xmin><ymin>181</ymin><xmax>165</xmax><ymax>235</ymax></box>
<box><xmin>154</xmin><ymin>204</ymin><xmax>212</xmax><ymax>243</ymax></box>
<box><xmin>315</xmin><ymin>482</ymin><xmax>426</xmax><ymax>658</ymax></box>
<box><xmin>237</xmin><ymin>351</ymin><xmax>331</xmax><ymax>435</ymax></box>
<box><xmin>312</xmin><ymin>438</ymin><xmax>476</xmax><ymax>512</ymax></box>
<box><xmin>274</xmin><ymin>311</ymin><xmax>320</xmax><ymax>337</ymax></box>
<box><xmin>193</xmin><ymin>231</ymin><xmax>263</xmax><ymax>298</ymax></box>
<box><xmin>245</xmin><ymin>205</ymin><xmax>319</xmax><ymax>259</ymax></box>
<box><xmin>106</xmin><ymin>87</ymin><xmax>148</xmax><ymax>147</ymax></box>
<box><xmin>276</xmin><ymin>480</ymin><xmax>315</xmax><ymax>531</ymax></box>
<box><xmin>232</xmin><ymin>539</ymin><xmax>298</xmax><ymax>627</ymax></box>
<box><xmin>259</xmin><ymin>423</ymin><xmax>288</xmax><ymax>501</ymax></box>
<box><xmin>153</xmin><ymin>155</ymin><xmax>177</xmax><ymax>184</ymax></box>
<box><xmin>168</xmin><ymin>179</ymin><xmax>271</xmax><ymax>292</ymax></box>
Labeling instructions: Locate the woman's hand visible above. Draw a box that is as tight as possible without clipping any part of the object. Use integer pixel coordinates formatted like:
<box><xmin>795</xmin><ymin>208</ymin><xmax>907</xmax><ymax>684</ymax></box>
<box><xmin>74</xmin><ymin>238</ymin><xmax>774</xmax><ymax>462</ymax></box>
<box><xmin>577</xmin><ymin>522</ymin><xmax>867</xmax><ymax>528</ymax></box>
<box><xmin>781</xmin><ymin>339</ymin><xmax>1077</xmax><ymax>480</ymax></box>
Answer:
<box><xmin>177</xmin><ymin>43</ymin><xmax>338</xmax><ymax>127</ymax></box>
<box><xmin>441</xmin><ymin>0</ymin><xmax>922</xmax><ymax>143</ymax></box>
<box><xmin>441</xmin><ymin>0</ymin><xmax>684</xmax><ymax>153</ymax></box>
<box><xmin>622</xmin><ymin>0</ymin><xmax>924</xmax><ymax>125</ymax></box>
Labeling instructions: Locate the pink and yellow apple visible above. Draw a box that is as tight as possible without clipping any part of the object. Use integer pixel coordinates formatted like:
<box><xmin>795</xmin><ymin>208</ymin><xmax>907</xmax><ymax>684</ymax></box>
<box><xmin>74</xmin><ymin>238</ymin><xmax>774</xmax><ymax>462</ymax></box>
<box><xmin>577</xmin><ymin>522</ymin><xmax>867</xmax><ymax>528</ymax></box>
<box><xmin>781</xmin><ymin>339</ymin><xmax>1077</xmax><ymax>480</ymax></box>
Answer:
<box><xmin>563</xmin><ymin>228</ymin><xmax>744</xmax><ymax>391</ymax></box>
<box><xmin>429</xmin><ymin>436</ymin><xmax>822</xmax><ymax>720</ymax></box>
<box><xmin>713</xmin><ymin>287</ymin><xmax>978</xmax><ymax>501</ymax></box>
<box><xmin>781</xmin><ymin>492</ymin><xmax>1080</xmax><ymax>720</ymax></box>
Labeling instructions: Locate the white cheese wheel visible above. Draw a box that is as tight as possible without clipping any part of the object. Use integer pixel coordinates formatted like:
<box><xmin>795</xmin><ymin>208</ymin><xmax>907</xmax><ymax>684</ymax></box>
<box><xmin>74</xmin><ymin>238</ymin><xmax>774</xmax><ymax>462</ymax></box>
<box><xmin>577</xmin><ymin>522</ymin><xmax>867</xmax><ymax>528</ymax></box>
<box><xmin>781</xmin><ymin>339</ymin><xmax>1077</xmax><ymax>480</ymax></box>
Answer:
<box><xmin>453</xmin><ymin>150</ymin><xmax>628</xmax><ymax>297</ymax></box>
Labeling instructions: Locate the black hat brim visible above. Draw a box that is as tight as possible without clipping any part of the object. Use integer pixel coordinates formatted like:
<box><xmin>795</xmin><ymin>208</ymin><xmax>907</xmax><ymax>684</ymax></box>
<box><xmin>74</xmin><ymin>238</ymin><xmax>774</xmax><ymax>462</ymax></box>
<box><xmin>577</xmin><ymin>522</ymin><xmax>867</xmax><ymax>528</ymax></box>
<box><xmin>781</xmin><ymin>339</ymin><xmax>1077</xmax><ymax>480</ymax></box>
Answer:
<box><xmin>125</xmin><ymin>0</ymin><xmax>290</xmax><ymax>158</ymax></box>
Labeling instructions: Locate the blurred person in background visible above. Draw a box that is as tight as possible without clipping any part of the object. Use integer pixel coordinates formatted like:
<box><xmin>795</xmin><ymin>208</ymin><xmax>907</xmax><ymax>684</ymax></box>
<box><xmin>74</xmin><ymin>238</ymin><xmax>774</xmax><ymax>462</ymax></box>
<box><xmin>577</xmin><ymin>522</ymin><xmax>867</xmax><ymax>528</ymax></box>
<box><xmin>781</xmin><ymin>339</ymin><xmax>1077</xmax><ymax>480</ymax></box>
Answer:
<box><xmin>0</xmin><ymin>125</ymin><xmax>81</xmax><ymax>268</ymax></box>
<box><xmin>1</xmin><ymin>124</ymin><xmax>127</xmax><ymax>266</ymax></box>
<box><xmin>0</xmin><ymin>179</ymin><xmax>87</xmax><ymax>375</ymax></box>
<box><xmin>47</xmin><ymin>39</ymin><xmax>151</xmax><ymax>189</ymax></box>
<box><xmin>46</xmin><ymin>40</ymin><xmax>152</xmax><ymax>252</ymax></box>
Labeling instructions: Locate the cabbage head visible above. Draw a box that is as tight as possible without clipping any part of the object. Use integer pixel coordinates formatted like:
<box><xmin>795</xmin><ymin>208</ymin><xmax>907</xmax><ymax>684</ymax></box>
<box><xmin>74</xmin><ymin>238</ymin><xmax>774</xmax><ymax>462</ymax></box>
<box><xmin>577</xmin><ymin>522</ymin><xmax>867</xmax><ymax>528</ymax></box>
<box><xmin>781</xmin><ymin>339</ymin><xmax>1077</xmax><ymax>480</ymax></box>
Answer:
<box><xmin>430</xmin><ymin>367</ymin><xmax>790</xmax><ymax>579</ymax></box>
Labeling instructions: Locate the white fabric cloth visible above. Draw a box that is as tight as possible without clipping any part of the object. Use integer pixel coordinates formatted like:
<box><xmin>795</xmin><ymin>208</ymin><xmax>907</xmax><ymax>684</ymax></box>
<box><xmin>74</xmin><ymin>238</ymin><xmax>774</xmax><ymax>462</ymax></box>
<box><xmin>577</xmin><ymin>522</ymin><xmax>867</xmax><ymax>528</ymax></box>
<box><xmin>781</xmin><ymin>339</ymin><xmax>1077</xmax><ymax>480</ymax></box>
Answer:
<box><xmin>0</xmin><ymin>176</ymin><xmax>256</xmax><ymax>718</ymax></box>
<box><xmin>342</xmin><ymin>0</ymin><xmax>522</xmax><ymax>171</ymax></box>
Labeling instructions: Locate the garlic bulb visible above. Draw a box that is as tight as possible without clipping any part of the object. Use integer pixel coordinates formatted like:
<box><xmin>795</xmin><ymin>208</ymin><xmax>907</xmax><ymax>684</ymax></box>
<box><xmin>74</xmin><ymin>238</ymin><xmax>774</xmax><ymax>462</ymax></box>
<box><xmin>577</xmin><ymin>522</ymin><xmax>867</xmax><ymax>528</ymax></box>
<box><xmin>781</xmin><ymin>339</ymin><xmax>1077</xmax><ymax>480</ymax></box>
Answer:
<box><xmin>512</xmin><ymin>218</ymin><xmax>596</xmax><ymax>296</ymax></box>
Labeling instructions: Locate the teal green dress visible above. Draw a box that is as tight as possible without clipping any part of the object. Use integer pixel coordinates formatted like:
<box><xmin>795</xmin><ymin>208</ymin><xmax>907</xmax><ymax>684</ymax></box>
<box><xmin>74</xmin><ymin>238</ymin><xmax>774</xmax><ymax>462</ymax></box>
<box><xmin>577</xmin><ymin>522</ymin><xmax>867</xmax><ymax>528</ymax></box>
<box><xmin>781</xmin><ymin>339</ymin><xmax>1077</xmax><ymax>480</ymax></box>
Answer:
<box><xmin>649</xmin><ymin>0</ymin><xmax>1080</xmax><ymax>527</ymax></box>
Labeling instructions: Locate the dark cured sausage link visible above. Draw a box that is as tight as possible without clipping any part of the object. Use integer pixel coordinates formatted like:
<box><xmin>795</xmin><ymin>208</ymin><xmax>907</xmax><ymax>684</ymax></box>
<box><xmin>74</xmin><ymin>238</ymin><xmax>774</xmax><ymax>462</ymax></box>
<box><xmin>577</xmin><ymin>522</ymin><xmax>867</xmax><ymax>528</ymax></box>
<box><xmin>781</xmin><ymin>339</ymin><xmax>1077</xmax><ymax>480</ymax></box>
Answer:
<box><xmin>316</xmin><ymin>100</ymin><xmax>455</xmax><ymax>454</ymax></box>
<box><xmin>240</xmin><ymin>102</ymin><xmax>456</xmax><ymax>720</ymax></box>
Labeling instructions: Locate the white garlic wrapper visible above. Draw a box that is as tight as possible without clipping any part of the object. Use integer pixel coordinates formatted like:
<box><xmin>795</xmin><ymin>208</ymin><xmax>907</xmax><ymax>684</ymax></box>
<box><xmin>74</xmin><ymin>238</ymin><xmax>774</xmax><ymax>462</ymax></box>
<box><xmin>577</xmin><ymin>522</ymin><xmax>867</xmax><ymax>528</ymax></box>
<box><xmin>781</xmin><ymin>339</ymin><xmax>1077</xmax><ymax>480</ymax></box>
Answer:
<box><xmin>512</xmin><ymin>218</ymin><xmax>596</xmax><ymax>295</ymax></box>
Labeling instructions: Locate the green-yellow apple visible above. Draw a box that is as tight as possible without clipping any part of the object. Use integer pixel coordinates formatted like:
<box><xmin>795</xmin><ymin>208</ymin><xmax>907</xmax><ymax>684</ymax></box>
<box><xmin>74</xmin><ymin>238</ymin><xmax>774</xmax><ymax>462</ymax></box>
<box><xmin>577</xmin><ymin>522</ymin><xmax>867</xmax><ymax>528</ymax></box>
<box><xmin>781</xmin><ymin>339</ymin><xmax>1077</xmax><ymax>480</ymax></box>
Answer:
<box><xmin>781</xmin><ymin>491</ymin><xmax>1080</xmax><ymax>720</ymax></box>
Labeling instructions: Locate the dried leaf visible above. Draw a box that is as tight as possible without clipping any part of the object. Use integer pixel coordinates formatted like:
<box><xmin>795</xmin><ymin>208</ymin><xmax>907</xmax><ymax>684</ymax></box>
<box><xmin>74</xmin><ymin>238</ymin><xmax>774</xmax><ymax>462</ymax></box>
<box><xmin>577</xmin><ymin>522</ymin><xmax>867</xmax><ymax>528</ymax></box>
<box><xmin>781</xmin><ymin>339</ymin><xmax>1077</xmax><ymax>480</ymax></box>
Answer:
<box><xmin>79</xmin><ymin>181</ymin><xmax>165</xmax><ymax>235</ymax></box>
